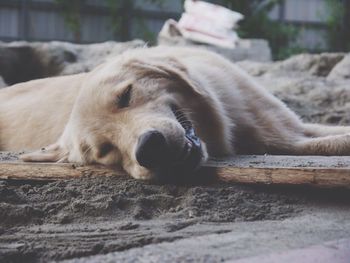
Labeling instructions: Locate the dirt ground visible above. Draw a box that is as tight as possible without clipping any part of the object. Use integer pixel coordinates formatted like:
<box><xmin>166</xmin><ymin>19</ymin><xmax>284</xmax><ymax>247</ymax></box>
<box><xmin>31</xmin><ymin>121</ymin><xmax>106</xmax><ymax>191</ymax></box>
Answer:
<box><xmin>0</xmin><ymin>162</ymin><xmax>299</xmax><ymax>262</ymax></box>
<box><xmin>1</xmin><ymin>156</ymin><xmax>350</xmax><ymax>262</ymax></box>
<box><xmin>1</xmin><ymin>53</ymin><xmax>350</xmax><ymax>262</ymax></box>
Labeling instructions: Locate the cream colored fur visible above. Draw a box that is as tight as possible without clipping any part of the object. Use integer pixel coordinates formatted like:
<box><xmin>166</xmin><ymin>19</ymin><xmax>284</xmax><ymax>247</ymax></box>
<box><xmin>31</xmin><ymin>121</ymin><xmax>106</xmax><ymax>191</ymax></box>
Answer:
<box><xmin>1</xmin><ymin>46</ymin><xmax>350</xmax><ymax>179</ymax></box>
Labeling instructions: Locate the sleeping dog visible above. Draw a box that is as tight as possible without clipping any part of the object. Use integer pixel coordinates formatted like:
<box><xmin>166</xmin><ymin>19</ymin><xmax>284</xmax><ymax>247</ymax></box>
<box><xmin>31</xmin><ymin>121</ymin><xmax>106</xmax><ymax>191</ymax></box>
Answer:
<box><xmin>1</xmin><ymin>46</ymin><xmax>350</xmax><ymax>180</ymax></box>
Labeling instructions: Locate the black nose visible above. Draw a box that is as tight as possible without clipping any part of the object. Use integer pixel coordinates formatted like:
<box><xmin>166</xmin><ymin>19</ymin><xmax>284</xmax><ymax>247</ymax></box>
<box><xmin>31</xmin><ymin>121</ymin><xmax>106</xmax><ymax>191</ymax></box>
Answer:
<box><xmin>136</xmin><ymin>130</ymin><xmax>170</xmax><ymax>169</ymax></box>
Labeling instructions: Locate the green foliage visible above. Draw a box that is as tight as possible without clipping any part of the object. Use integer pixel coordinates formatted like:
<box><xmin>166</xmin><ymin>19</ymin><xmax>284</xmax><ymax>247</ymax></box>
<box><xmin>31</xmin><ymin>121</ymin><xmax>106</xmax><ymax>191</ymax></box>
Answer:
<box><xmin>56</xmin><ymin>0</ymin><xmax>163</xmax><ymax>43</ymax></box>
<box><xmin>324</xmin><ymin>0</ymin><xmax>350</xmax><ymax>52</ymax></box>
<box><xmin>146</xmin><ymin>0</ymin><xmax>165</xmax><ymax>6</ymax></box>
<box><xmin>106</xmin><ymin>0</ymin><xmax>163</xmax><ymax>42</ymax></box>
<box><xmin>55</xmin><ymin>0</ymin><xmax>86</xmax><ymax>42</ymax></box>
<box><xmin>105</xmin><ymin>0</ymin><xmax>124</xmax><ymax>40</ymax></box>
<box><xmin>139</xmin><ymin>0</ymin><xmax>166</xmax><ymax>43</ymax></box>
<box><xmin>220</xmin><ymin>0</ymin><xmax>300</xmax><ymax>60</ymax></box>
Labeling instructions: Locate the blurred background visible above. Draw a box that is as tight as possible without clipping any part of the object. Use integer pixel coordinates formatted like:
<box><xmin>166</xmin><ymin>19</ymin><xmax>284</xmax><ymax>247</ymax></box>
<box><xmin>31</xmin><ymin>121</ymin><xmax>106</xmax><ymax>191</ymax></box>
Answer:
<box><xmin>0</xmin><ymin>0</ymin><xmax>349</xmax><ymax>60</ymax></box>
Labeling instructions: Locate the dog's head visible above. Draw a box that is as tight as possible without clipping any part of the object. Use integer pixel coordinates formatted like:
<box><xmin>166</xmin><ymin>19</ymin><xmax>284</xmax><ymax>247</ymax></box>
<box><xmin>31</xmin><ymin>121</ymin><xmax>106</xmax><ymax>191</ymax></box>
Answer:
<box><xmin>22</xmin><ymin>55</ymin><xmax>210</xmax><ymax>181</ymax></box>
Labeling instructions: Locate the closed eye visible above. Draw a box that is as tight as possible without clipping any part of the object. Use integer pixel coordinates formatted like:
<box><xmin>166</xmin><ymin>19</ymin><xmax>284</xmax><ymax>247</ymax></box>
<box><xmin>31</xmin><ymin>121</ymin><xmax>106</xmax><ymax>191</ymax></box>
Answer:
<box><xmin>97</xmin><ymin>142</ymin><xmax>114</xmax><ymax>158</ymax></box>
<box><xmin>117</xmin><ymin>85</ymin><xmax>132</xmax><ymax>108</ymax></box>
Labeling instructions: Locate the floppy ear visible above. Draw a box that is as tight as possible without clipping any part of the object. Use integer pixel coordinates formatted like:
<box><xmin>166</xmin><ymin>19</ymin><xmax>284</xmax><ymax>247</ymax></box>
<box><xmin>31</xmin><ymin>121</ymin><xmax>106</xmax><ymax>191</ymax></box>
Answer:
<box><xmin>20</xmin><ymin>143</ymin><xmax>68</xmax><ymax>163</ymax></box>
<box><xmin>127</xmin><ymin>57</ymin><xmax>206</xmax><ymax>97</ymax></box>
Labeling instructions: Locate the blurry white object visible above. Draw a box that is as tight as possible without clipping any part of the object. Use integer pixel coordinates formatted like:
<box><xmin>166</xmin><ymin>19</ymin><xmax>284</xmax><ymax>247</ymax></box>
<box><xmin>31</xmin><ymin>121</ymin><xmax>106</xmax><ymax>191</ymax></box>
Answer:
<box><xmin>175</xmin><ymin>0</ymin><xmax>244</xmax><ymax>48</ymax></box>
<box><xmin>184</xmin><ymin>0</ymin><xmax>243</xmax><ymax>29</ymax></box>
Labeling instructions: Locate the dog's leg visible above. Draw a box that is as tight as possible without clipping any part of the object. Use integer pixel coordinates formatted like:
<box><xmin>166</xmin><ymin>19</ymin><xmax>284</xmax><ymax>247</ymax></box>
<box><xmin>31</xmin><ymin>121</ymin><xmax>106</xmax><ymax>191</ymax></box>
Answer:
<box><xmin>303</xmin><ymin>123</ymin><xmax>350</xmax><ymax>137</ymax></box>
<box><xmin>291</xmin><ymin>134</ymin><xmax>350</xmax><ymax>155</ymax></box>
<box><xmin>256</xmin><ymin>122</ymin><xmax>350</xmax><ymax>155</ymax></box>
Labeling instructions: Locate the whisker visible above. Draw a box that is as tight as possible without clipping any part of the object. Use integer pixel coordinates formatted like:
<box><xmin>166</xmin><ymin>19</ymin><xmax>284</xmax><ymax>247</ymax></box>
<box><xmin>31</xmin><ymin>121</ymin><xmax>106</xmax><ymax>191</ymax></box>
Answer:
<box><xmin>56</xmin><ymin>150</ymin><xmax>69</xmax><ymax>163</ymax></box>
<box><xmin>81</xmin><ymin>144</ymin><xmax>93</xmax><ymax>163</ymax></box>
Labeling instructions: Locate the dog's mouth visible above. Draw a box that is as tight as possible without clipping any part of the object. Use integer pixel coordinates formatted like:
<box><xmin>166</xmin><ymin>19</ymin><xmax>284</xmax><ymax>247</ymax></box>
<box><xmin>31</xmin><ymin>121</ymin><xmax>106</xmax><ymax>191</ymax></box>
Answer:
<box><xmin>171</xmin><ymin>104</ymin><xmax>203</xmax><ymax>171</ymax></box>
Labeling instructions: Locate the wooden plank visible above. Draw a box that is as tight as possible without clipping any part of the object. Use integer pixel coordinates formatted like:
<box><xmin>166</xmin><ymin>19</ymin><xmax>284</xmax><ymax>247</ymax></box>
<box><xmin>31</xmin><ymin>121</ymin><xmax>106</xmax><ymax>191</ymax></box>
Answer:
<box><xmin>216</xmin><ymin>167</ymin><xmax>350</xmax><ymax>188</ymax></box>
<box><xmin>205</xmin><ymin>155</ymin><xmax>350</xmax><ymax>168</ymax></box>
<box><xmin>0</xmin><ymin>162</ymin><xmax>124</xmax><ymax>180</ymax></box>
<box><xmin>207</xmin><ymin>155</ymin><xmax>350</xmax><ymax>188</ymax></box>
<box><xmin>0</xmin><ymin>154</ymin><xmax>350</xmax><ymax>188</ymax></box>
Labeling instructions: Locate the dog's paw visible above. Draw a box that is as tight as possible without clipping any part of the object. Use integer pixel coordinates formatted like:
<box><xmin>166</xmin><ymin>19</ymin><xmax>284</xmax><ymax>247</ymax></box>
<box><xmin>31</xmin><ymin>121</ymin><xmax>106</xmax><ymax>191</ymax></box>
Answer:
<box><xmin>20</xmin><ymin>143</ymin><xmax>66</xmax><ymax>162</ymax></box>
<box><xmin>127</xmin><ymin>164</ymin><xmax>154</xmax><ymax>180</ymax></box>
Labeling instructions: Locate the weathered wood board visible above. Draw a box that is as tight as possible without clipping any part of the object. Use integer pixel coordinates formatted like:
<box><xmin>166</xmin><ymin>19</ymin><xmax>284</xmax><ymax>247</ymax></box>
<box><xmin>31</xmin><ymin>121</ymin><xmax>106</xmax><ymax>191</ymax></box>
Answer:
<box><xmin>0</xmin><ymin>152</ymin><xmax>350</xmax><ymax>188</ymax></box>
<box><xmin>206</xmin><ymin>155</ymin><xmax>350</xmax><ymax>188</ymax></box>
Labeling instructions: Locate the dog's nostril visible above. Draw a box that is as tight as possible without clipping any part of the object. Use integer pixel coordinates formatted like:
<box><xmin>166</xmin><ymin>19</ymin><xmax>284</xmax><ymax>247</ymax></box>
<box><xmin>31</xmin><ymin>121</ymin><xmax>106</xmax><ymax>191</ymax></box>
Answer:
<box><xmin>136</xmin><ymin>130</ymin><xmax>169</xmax><ymax>169</ymax></box>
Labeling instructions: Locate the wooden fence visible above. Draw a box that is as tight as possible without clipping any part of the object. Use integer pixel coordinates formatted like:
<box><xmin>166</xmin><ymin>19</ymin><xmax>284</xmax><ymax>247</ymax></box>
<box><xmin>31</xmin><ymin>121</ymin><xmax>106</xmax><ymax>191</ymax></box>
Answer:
<box><xmin>0</xmin><ymin>0</ymin><xmax>330</xmax><ymax>49</ymax></box>
<box><xmin>0</xmin><ymin>0</ymin><xmax>181</xmax><ymax>43</ymax></box>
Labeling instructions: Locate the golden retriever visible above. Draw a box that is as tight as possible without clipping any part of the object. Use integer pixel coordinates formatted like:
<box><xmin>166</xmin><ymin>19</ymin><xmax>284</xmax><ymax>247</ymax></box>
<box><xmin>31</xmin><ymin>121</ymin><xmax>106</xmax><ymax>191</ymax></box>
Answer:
<box><xmin>1</xmin><ymin>46</ymin><xmax>350</xmax><ymax>180</ymax></box>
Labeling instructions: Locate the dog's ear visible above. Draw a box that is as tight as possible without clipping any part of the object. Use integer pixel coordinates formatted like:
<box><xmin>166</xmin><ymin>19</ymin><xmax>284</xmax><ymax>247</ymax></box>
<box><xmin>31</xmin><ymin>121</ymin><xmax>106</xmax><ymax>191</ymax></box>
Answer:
<box><xmin>127</xmin><ymin>57</ymin><xmax>205</xmax><ymax>96</ymax></box>
<box><xmin>20</xmin><ymin>143</ymin><xmax>67</xmax><ymax>163</ymax></box>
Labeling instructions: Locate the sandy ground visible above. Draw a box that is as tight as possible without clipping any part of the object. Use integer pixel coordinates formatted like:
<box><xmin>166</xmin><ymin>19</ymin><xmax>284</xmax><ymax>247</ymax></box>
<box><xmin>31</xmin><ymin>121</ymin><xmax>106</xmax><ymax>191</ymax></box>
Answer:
<box><xmin>0</xmin><ymin>164</ymin><xmax>298</xmax><ymax>262</ymax></box>
<box><xmin>1</xmin><ymin>156</ymin><xmax>350</xmax><ymax>263</ymax></box>
<box><xmin>1</xmin><ymin>52</ymin><xmax>350</xmax><ymax>262</ymax></box>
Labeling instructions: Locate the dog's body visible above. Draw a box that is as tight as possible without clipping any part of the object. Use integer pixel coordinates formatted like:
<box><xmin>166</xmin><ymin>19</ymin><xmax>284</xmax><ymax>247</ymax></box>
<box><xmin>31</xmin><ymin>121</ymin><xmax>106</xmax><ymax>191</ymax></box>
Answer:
<box><xmin>0</xmin><ymin>74</ymin><xmax>85</xmax><ymax>150</ymax></box>
<box><xmin>1</xmin><ymin>46</ymin><xmax>350</xmax><ymax>180</ymax></box>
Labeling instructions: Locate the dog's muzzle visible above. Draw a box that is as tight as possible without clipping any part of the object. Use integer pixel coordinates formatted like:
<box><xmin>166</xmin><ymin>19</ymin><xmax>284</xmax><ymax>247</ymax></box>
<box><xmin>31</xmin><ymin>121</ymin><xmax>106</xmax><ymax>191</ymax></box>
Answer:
<box><xmin>135</xmin><ymin>106</ymin><xmax>203</xmax><ymax>181</ymax></box>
